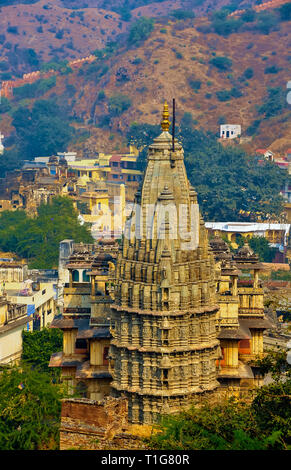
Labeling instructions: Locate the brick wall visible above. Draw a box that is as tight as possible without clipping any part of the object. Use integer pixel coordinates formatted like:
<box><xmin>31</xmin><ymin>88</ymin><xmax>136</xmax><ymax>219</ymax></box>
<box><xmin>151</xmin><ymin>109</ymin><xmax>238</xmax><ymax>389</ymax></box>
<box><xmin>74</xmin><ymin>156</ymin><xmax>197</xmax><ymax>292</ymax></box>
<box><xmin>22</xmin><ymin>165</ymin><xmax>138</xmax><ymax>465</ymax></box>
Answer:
<box><xmin>60</xmin><ymin>397</ymin><xmax>150</xmax><ymax>450</ymax></box>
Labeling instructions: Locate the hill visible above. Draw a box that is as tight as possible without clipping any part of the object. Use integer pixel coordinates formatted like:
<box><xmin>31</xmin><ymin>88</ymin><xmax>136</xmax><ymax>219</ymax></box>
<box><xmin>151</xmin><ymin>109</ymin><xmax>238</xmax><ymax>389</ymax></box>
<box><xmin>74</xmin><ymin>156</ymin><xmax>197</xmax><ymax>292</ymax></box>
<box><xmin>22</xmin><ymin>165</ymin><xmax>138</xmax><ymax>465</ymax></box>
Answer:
<box><xmin>0</xmin><ymin>0</ymin><xmax>259</xmax><ymax>77</ymax></box>
<box><xmin>0</xmin><ymin>1</ymin><xmax>290</xmax><ymax>158</ymax></box>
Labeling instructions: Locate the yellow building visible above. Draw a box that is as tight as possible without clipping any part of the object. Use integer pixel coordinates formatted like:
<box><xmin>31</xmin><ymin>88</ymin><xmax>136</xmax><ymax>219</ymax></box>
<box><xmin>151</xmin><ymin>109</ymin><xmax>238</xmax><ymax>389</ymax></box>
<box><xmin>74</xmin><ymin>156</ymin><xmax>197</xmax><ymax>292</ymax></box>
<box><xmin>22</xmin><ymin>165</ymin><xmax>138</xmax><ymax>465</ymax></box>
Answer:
<box><xmin>206</xmin><ymin>222</ymin><xmax>290</xmax><ymax>252</ymax></box>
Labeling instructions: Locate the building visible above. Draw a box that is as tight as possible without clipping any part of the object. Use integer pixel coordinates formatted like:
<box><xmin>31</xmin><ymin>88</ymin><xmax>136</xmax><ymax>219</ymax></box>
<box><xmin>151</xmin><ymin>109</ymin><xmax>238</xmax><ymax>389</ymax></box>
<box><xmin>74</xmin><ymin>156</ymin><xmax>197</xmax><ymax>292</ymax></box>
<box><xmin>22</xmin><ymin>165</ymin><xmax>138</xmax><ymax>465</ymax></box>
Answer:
<box><xmin>53</xmin><ymin>104</ymin><xmax>272</xmax><ymax>440</ymax></box>
<box><xmin>205</xmin><ymin>222</ymin><xmax>290</xmax><ymax>256</ymax></box>
<box><xmin>4</xmin><ymin>279</ymin><xmax>56</xmax><ymax>331</ymax></box>
<box><xmin>0</xmin><ymin>294</ymin><xmax>32</xmax><ymax>364</ymax></box>
<box><xmin>109</xmin><ymin>102</ymin><xmax>220</xmax><ymax>424</ymax></box>
<box><xmin>220</xmin><ymin>124</ymin><xmax>241</xmax><ymax>140</ymax></box>
<box><xmin>49</xmin><ymin>241</ymin><xmax>118</xmax><ymax>399</ymax></box>
<box><xmin>0</xmin><ymin>257</ymin><xmax>28</xmax><ymax>283</ymax></box>
<box><xmin>210</xmin><ymin>237</ymin><xmax>272</xmax><ymax>393</ymax></box>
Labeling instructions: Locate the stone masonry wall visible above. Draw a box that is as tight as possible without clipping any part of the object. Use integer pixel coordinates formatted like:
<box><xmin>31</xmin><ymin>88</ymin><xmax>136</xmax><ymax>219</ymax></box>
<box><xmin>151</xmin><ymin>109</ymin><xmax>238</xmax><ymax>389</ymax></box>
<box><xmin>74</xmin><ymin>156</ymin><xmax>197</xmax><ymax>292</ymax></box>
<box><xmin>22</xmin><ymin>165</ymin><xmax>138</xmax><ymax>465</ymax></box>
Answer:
<box><xmin>60</xmin><ymin>397</ymin><xmax>151</xmax><ymax>450</ymax></box>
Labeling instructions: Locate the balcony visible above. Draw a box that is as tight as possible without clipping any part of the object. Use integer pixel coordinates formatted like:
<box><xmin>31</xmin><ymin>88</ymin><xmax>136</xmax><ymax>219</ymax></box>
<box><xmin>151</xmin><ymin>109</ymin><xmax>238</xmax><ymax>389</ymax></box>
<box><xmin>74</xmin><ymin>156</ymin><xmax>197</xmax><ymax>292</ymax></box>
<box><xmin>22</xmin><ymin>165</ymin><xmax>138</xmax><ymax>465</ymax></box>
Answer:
<box><xmin>63</xmin><ymin>307</ymin><xmax>91</xmax><ymax>315</ymax></box>
<box><xmin>239</xmin><ymin>307</ymin><xmax>264</xmax><ymax>316</ymax></box>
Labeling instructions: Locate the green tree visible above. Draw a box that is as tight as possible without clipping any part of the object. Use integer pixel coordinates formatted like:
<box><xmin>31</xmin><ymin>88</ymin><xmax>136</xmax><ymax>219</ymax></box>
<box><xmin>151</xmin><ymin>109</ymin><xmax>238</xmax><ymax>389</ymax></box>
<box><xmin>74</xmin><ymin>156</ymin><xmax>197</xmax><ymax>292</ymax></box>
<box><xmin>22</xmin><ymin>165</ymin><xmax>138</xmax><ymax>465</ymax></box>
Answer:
<box><xmin>258</xmin><ymin>87</ymin><xmax>287</xmax><ymax>118</ymax></box>
<box><xmin>209</xmin><ymin>56</ymin><xmax>232</xmax><ymax>71</ymax></box>
<box><xmin>0</xmin><ymin>96</ymin><xmax>11</xmax><ymax>114</ymax></box>
<box><xmin>0</xmin><ymin>364</ymin><xmax>64</xmax><ymax>450</ymax></box>
<box><xmin>0</xmin><ymin>197</ymin><xmax>94</xmax><ymax>268</ymax></box>
<box><xmin>249</xmin><ymin>236</ymin><xmax>277</xmax><ymax>262</ymax></box>
<box><xmin>22</xmin><ymin>327</ymin><xmax>63</xmax><ymax>376</ymax></box>
<box><xmin>279</xmin><ymin>2</ymin><xmax>291</xmax><ymax>21</ymax></box>
<box><xmin>126</xmin><ymin>122</ymin><xmax>160</xmax><ymax>170</ymax></box>
<box><xmin>148</xmin><ymin>350</ymin><xmax>290</xmax><ymax>450</ymax></box>
<box><xmin>148</xmin><ymin>397</ymin><xmax>282</xmax><ymax>450</ymax></box>
<box><xmin>12</xmin><ymin>99</ymin><xmax>74</xmax><ymax>159</ymax></box>
<box><xmin>108</xmin><ymin>94</ymin><xmax>132</xmax><ymax>116</ymax></box>
<box><xmin>127</xmin><ymin>17</ymin><xmax>155</xmax><ymax>46</ymax></box>
<box><xmin>127</xmin><ymin>121</ymin><xmax>286</xmax><ymax>221</ymax></box>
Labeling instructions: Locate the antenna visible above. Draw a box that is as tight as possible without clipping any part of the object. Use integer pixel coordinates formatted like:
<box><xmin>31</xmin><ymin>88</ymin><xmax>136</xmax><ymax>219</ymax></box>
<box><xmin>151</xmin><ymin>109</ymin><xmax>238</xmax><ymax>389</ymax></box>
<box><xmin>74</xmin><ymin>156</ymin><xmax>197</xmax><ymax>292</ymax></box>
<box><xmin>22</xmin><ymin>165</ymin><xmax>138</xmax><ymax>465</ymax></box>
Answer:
<box><xmin>172</xmin><ymin>98</ymin><xmax>175</xmax><ymax>152</ymax></box>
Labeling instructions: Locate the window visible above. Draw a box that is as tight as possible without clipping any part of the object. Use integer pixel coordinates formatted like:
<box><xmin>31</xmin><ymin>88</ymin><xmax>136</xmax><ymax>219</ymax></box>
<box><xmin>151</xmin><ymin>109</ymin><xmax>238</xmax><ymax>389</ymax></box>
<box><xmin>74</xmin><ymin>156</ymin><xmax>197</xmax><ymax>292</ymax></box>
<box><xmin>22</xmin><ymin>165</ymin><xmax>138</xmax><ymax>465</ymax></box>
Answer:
<box><xmin>82</xmin><ymin>271</ymin><xmax>90</xmax><ymax>282</ymax></box>
<box><xmin>72</xmin><ymin>270</ymin><xmax>79</xmax><ymax>282</ymax></box>
<box><xmin>103</xmin><ymin>346</ymin><xmax>109</xmax><ymax>364</ymax></box>
<box><xmin>76</xmin><ymin>339</ymin><xmax>87</xmax><ymax>350</ymax></box>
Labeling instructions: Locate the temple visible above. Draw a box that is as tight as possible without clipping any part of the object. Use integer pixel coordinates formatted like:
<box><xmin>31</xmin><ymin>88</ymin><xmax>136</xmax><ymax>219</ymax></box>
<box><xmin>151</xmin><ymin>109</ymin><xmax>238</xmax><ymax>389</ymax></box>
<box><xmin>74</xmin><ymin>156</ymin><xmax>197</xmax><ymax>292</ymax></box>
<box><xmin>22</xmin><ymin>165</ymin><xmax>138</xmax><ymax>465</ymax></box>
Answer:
<box><xmin>109</xmin><ymin>102</ymin><xmax>220</xmax><ymax>424</ymax></box>
<box><xmin>50</xmin><ymin>102</ymin><xmax>272</xmax><ymax>432</ymax></box>
<box><xmin>210</xmin><ymin>236</ymin><xmax>271</xmax><ymax>394</ymax></box>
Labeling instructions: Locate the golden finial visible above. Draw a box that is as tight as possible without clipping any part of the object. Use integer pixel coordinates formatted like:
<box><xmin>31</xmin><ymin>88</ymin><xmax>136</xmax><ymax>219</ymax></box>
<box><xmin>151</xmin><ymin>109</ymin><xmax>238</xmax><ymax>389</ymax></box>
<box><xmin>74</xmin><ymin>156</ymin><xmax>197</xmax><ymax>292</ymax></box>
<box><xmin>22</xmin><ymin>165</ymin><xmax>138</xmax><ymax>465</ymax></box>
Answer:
<box><xmin>161</xmin><ymin>100</ymin><xmax>171</xmax><ymax>132</ymax></box>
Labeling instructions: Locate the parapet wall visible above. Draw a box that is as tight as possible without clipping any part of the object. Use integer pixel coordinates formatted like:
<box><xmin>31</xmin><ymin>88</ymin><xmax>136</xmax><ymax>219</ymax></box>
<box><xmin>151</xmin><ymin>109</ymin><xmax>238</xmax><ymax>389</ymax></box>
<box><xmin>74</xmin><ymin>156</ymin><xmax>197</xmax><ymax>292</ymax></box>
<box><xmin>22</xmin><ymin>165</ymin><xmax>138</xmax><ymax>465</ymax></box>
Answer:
<box><xmin>60</xmin><ymin>397</ymin><xmax>151</xmax><ymax>450</ymax></box>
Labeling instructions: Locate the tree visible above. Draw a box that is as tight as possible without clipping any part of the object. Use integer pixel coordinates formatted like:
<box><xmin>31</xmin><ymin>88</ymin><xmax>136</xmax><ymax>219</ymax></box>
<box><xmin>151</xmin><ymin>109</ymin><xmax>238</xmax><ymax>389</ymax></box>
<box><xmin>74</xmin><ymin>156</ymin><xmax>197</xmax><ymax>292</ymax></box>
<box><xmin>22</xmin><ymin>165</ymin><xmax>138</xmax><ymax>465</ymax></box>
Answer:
<box><xmin>12</xmin><ymin>99</ymin><xmax>74</xmax><ymax>160</ymax></box>
<box><xmin>127</xmin><ymin>121</ymin><xmax>287</xmax><ymax>222</ymax></box>
<box><xmin>255</xmin><ymin>11</ymin><xmax>280</xmax><ymax>34</ymax></box>
<box><xmin>258</xmin><ymin>87</ymin><xmax>287</xmax><ymax>119</ymax></box>
<box><xmin>126</xmin><ymin>122</ymin><xmax>160</xmax><ymax>170</ymax></box>
<box><xmin>127</xmin><ymin>17</ymin><xmax>155</xmax><ymax>46</ymax></box>
<box><xmin>209</xmin><ymin>56</ymin><xmax>232</xmax><ymax>71</ymax></box>
<box><xmin>108</xmin><ymin>94</ymin><xmax>132</xmax><ymax>117</ymax></box>
<box><xmin>249</xmin><ymin>236</ymin><xmax>277</xmax><ymax>262</ymax></box>
<box><xmin>0</xmin><ymin>197</ymin><xmax>94</xmax><ymax>268</ymax></box>
<box><xmin>147</xmin><ymin>396</ymin><xmax>283</xmax><ymax>450</ymax></box>
<box><xmin>22</xmin><ymin>327</ymin><xmax>63</xmax><ymax>377</ymax></box>
<box><xmin>0</xmin><ymin>96</ymin><xmax>11</xmax><ymax>114</ymax></box>
<box><xmin>148</xmin><ymin>350</ymin><xmax>290</xmax><ymax>450</ymax></box>
<box><xmin>279</xmin><ymin>2</ymin><xmax>291</xmax><ymax>21</ymax></box>
<box><xmin>0</xmin><ymin>364</ymin><xmax>64</xmax><ymax>450</ymax></box>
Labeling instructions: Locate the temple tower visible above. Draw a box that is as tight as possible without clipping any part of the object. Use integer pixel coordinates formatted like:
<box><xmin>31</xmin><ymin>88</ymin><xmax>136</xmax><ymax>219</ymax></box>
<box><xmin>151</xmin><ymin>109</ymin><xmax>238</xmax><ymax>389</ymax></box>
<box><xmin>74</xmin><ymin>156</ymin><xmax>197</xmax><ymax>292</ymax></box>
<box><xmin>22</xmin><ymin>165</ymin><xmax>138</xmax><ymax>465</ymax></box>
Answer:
<box><xmin>109</xmin><ymin>102</ymin><xmax>220</xmax><ymax>424</ymax></box>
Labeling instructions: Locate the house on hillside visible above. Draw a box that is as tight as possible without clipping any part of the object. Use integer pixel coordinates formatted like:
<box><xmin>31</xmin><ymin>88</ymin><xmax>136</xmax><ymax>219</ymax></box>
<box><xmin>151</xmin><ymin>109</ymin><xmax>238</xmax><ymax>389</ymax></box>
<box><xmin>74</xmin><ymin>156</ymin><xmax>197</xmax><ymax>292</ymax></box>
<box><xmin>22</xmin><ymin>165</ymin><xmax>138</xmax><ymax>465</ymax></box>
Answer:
<box><xmin>220</xmin><ymin>124</ymin><xmax>241</xmax><ymax>139</ymax></box>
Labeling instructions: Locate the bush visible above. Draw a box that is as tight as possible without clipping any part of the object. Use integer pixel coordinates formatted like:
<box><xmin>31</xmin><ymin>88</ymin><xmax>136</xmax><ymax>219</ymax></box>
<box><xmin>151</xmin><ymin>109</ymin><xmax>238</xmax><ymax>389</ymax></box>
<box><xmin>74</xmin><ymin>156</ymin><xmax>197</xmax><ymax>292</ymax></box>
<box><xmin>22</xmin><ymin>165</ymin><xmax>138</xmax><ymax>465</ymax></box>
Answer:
<box><xmin>216</xmin><ymin>90</ymin><xmax>232</xmax><ymax>101</ymax></box>
<box><xmin>127</xmin><ymin>17</ymin><xmax>155</xmax><ymax>46</ymax></box>
<box><xmin>132</xmin><ymin>57</ymin><xmax>143</xmax><ymax>65</ymax></box>
<box><xmin>264</xmin><ymin>65</ymin><xmax>281</xmax><ymax>74</ymax></box>
<box><xmin>246</xmin><ymin>119</ymin><xmax>261</xmax><ymax>136</ymax></box>
<box><xmin>13</xmin><ymin>76</ymin><xmax>57</xmax><ymax>100</ymax></box>
<box><xmin>244</xmin><ymin>67</ymin><xmax>254</xmax><ymax>79</ymax></box>
<box><xmin>209</xmin><ymin>56</ymin><xmax>232</xmax><ymax>71</ymax></box>
<box><xmin>258</xmin><ymin>87</ymin><xmax>287</xmax><ymax>118</ymax></box>
<box><xmin>0</xmin><ymin>97</ymin><xmax>11</xmax><ymax>114</ymax></box>
<box><xmin>97</xmin><ymin>90</ymin><xmax>106</xmax><ymax>101</ymax></box>
<box><xmin>279</xmin><ymin>2</ymin><xmax>291</xmax><ymax>21</ymax></box>
<box><xmin>241</xmin><ymin>9</ymin><xmax>256</xmax><ymax>23</ymax></box>
<box><xmin>255</xmin><ymin>11</ymin><xmax>280</xmax><ymax>34</ymax></box>
<box><xmin>108</xmin><ymin>94</ymin><xmax>132</xmax><ymax>116</ymax></box>
<box><xmin>7</xmin><ymin>26</ymin><xmax>18</xmax><ymax>34</ymax></box>
<box><xmin>170</xmin><ymin>9</ymin><xmax>195</xmax><ymax>20</ymax></box>
<box><xmin>188</xmin><ymin>78</ymin><xmax>201</xmax><ymax>90</ymax></box>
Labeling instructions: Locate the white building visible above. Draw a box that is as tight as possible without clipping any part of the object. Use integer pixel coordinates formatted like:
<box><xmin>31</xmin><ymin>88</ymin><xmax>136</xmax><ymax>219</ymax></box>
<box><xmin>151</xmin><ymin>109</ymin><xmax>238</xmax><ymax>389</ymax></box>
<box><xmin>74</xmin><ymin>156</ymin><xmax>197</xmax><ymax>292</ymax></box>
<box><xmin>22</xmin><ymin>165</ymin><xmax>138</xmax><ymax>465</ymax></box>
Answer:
<box><xmin>4</xmin><ymin>280</ymin><xmax>56</xmax><ymax>331</ymax></box>
<box><xmin>0</xmin><ymin>132</ymin><xmax>4</xmax><ymax>155</ymax></box>
<box><xmin>0</xmin><ymin>295</ymin><xmax>32</xmax><ymax>364</ymax></box>
<box><xmin>220</xmin><ymin>124</ymin><xmax>241</xmax><ymax>139</ymax></box>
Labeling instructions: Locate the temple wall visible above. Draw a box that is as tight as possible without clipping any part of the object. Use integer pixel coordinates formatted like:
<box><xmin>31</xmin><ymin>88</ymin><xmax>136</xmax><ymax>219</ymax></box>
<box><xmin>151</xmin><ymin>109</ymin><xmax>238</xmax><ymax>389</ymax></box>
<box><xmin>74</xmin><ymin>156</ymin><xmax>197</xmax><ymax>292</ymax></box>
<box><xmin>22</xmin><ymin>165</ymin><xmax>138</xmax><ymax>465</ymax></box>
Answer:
<box><xmin>59</xmin><ymin>397</ymin><xmax>150</xmax><ymax>450</ymax></box>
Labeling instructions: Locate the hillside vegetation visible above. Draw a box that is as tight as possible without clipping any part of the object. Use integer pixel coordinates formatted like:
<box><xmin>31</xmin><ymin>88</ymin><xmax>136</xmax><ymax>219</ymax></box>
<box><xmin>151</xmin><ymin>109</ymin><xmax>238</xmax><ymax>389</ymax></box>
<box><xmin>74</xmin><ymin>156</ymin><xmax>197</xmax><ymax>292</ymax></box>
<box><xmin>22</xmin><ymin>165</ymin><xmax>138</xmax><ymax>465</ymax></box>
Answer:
<box><xmin>0</xmin><ymin>2</ymin><xmax>290</xmax><ymax>161</ymax></box>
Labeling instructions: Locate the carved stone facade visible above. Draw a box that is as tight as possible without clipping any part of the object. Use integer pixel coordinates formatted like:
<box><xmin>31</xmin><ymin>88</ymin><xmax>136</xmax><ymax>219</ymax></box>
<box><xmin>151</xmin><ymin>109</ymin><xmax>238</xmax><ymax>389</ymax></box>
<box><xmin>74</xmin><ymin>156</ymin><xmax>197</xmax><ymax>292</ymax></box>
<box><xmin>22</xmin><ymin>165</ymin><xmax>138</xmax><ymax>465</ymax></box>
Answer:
<box><xmin>210</xmin><ymin>236</ymin><xmax>272</xmax><ymax>394</ymax></box>
<box><xmin>109</xmin><ymin>103</ymin><xmax>220</xmax><ymax>424</ymax></box>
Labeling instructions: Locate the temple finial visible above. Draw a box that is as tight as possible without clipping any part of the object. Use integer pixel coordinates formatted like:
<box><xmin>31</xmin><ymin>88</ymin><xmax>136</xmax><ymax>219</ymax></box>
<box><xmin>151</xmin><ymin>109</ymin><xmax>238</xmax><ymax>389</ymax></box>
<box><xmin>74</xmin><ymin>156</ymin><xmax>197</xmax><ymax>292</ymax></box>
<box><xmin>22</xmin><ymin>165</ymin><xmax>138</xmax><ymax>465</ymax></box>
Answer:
<box><xmin>161</xmin><ymin>100</ymin><xmax>170</xmax><ymax>132</ymax></box>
